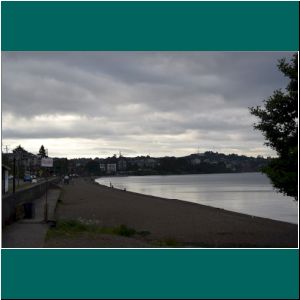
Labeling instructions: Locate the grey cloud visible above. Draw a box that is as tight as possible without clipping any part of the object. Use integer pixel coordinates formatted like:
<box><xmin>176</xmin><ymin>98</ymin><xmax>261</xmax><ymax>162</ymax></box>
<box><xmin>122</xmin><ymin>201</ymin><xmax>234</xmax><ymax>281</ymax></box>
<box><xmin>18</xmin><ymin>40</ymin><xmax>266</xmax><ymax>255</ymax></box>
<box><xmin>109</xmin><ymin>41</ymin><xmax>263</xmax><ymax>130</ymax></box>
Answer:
<box><xmin>2</xmin><ymin>51</ymin><xmax>292</xmax><ymax>157</ymax></box>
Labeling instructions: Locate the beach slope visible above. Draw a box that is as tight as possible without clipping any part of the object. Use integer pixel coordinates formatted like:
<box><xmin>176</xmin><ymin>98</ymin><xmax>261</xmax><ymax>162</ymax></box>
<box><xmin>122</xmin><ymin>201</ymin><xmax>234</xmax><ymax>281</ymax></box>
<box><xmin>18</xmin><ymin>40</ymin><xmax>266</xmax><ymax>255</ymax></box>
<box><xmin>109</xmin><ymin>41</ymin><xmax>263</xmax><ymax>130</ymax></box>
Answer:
<box><xmin>46</xmin><ymin>178</ymin><xmax>298</xmax><ymax>248</ymax></box>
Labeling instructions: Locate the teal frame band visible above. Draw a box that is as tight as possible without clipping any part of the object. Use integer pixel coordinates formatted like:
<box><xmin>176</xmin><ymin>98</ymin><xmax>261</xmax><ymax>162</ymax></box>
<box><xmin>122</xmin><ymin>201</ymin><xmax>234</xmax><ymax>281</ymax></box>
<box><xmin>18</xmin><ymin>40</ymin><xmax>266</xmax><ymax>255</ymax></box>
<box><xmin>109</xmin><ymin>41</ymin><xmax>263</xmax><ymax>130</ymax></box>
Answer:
<box><xmin>1</xmin><ymin>1</ymin><xmax>299</xmax><ymax>299</ymax></box>
<box><xmin>1</xmin><ymin>249</ymin><xmax>299</xmax><ymax>299</ymax></box>
<box><xmin>1</xmin><ymin>1</ymin><xmax>299</xmax><ymax>51</ymax></box>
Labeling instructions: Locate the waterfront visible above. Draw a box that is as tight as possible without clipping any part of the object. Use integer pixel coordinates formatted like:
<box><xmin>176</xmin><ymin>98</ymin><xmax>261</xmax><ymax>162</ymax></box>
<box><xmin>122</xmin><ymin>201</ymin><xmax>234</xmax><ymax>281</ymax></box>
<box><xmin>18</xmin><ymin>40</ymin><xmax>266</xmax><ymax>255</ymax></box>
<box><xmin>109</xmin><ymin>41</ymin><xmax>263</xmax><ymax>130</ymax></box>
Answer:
<box><xmin>96</xmin><ymin>172</ymin><xmax>298</xmax><ymax>224</ymax></box>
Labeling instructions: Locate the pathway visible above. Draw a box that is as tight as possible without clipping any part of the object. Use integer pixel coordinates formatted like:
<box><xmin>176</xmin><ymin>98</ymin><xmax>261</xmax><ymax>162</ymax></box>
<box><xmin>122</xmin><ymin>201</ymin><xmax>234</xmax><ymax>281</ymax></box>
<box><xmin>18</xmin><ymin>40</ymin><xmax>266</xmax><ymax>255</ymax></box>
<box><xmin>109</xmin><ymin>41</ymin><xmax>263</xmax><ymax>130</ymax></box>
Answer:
<box><xmin>2</xmin><ymin>188</ymin><xmax>61</xmax><ymax>248</ymax></box>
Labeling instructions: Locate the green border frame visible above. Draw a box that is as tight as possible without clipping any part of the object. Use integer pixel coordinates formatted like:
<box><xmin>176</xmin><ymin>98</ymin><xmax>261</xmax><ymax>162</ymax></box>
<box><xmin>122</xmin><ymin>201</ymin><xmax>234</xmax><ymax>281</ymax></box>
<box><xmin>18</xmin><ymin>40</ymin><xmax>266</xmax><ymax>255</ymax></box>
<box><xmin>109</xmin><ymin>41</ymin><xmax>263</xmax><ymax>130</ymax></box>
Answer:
<box><xmin>1</xmin><ymin>250</ymin><xmax>299</xmax><ymax>299</ymax></box>
<box><xmin>1</xmin><ymin>1</ymin><xmax>299</xmax><ymax>299</ymax></box>
<box><xmin>1</xmin><ymin>1</ymin><xmax>299</xmax><ymax>51</ymax></box>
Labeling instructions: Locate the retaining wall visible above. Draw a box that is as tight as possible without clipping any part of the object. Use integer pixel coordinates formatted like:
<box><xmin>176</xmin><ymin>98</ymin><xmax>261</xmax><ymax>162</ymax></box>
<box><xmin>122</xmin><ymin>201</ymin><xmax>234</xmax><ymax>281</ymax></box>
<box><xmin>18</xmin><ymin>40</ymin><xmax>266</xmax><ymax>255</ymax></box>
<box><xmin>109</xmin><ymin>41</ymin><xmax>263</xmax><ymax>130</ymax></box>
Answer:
<box><xmin>2</xmin><ymin>178</ymin><xmax>60</xmax><ymax>227</ymax></box>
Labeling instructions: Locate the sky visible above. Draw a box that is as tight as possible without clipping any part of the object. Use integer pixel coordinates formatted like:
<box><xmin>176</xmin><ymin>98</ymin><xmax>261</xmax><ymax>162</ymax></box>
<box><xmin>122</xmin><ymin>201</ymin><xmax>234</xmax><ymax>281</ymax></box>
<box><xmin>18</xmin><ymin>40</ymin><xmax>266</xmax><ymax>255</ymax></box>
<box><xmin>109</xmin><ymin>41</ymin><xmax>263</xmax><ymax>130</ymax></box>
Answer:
<box><xmin>1</xmin><ymin>51</ymin><xmax>293</xmax><ymax>159</ymax></box>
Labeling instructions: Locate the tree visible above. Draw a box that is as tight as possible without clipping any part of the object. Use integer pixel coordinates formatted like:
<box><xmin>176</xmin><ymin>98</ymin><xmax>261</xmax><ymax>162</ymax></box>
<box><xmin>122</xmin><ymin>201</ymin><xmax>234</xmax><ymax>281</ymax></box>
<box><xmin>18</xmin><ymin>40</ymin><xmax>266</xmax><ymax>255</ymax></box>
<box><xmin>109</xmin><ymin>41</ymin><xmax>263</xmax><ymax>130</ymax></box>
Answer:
<box><xmin>84</xmin><ymin>160</ymin><xmax>100</xmax><ymax>175</ymax></box>
<box><xmin>250</xmin><ymin>53</ymin><xmax>298</xmax><ymax>199</ymax></box>
<box><xmin>12</xmin><ymin>145</ymin><xmax>27</xmax><ymax>182</ymax></box>
<box><xmin>38</xmin><ymin>145</ymin><xmax>47</xmax><ymax>158</ymax></box>
<box><xmin>13</xmin><ymin>145</ymin><xmax>26</xmax><ymax>157</ymax></box>
<box><xmin>53</xmin><ymin>158</ymin><xmax>69</xmax><ymax>175</ymax></box>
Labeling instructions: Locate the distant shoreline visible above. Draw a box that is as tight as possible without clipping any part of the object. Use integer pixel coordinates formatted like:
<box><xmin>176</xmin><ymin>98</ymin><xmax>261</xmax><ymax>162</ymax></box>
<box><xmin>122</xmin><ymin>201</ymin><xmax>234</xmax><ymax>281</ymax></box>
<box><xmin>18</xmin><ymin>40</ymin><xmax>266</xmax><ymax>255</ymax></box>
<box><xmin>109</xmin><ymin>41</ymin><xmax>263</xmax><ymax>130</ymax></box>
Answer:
<box><xmin>94</xmin><ymin>170</ymin><xmax>262</xmax><ymax>179</ymax></box>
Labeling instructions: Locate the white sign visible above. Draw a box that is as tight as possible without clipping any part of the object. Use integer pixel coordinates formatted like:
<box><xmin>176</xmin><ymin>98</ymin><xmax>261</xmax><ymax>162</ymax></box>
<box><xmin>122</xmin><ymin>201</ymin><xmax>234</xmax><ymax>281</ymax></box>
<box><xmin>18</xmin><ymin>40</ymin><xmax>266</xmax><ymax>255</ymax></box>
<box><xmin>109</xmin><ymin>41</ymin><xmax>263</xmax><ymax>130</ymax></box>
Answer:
<box><xmin>41</xmin><ymin>158</ymin><xmax>53</xmax><ymax>167</ymax></box>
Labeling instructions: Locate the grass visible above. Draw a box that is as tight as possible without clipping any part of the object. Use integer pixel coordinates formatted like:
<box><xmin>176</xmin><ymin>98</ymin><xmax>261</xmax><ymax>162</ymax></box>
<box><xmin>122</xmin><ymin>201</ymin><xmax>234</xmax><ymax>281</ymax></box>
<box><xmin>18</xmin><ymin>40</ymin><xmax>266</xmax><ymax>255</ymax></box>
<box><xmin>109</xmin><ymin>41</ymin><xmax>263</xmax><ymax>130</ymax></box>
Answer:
<box><xmin>46</xmin><ymin>220</ymin><xmax>181</xmax><ymax>248</ymax></box>
<box><xmin>152</xmin><ymin>238</ymin><xmax>181</xmax><ymax>247</ymax></box>
<box><xmin>46</xmin><ymin>221</ymin><xmax>248</xmax><ymax>248</ymax></box>
<box><xmin>46</xmin><ymin>220</ymin><xmax>150</xmax><ymax>240</ymax></box>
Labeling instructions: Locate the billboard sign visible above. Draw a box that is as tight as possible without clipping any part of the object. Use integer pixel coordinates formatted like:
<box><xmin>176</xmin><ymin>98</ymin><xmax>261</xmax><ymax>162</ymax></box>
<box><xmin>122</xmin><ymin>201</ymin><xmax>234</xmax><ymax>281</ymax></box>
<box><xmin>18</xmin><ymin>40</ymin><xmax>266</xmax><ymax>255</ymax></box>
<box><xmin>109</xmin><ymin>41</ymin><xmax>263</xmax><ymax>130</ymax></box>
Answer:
<box><xmin>41</xmin><ymin>157</ymin><xmax>53</xmax><ymax>167</ymax></box>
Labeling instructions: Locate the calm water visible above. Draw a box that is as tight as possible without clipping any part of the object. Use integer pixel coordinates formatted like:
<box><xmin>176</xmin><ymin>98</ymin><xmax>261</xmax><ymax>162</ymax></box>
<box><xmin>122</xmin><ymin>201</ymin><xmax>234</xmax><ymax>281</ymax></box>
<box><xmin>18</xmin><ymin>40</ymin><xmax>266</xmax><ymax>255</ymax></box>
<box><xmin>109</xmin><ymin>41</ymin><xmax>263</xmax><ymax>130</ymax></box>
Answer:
<box><xmin>96</xmin><ymin>173</ymin><xmax>298</xmax><ymax>224</ymax></box>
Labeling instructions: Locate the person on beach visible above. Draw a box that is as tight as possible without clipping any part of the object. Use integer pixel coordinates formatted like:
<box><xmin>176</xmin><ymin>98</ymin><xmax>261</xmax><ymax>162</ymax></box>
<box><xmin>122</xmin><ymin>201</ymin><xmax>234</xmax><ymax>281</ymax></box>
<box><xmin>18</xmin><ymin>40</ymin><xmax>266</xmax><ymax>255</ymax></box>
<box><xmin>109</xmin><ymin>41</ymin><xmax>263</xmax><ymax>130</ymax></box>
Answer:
<box><xmin>64</xmin><ymin>175</ymin><xmax>69</xmax><ymax>184</ymax></box>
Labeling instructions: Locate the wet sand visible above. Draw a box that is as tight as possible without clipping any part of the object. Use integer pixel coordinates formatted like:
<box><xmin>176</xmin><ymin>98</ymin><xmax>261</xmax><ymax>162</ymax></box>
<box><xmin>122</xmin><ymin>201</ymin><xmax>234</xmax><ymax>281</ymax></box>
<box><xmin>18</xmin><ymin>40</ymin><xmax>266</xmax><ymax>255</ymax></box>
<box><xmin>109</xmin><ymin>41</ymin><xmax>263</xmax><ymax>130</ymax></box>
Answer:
<box><xmin>50</xmin><ymin>178</ymin><xmax>298</xmax><ymax>248</ymax></box>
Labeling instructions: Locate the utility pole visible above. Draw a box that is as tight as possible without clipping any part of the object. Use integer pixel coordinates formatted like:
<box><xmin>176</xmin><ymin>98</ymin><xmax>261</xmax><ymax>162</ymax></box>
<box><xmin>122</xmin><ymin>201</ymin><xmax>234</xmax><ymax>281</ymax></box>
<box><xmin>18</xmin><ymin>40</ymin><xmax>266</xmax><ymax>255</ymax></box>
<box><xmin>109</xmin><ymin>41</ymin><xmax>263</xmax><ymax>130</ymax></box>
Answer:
<box><xmin>17</xmin><ymin>159</ymin><xmax>20</xmax><ymax>186</ymax></box>
<box><xmin>4</xmin><ymin>145</ymin><xmax>9</xmax><ymax>154</ymax></box>
<box><xmin>13</xmin><ymin>156</ymin><xmax>16</xmax><ymax>194</ymax></box>
<box><xmin>41</xmin><ymin>157</ymin><xmax>53</xmax><ymax>222</ymax></box>
<box><xmin>45</xmin><ymin>168</ymin><xmax>48</xmax><ymax>222</ymax></box>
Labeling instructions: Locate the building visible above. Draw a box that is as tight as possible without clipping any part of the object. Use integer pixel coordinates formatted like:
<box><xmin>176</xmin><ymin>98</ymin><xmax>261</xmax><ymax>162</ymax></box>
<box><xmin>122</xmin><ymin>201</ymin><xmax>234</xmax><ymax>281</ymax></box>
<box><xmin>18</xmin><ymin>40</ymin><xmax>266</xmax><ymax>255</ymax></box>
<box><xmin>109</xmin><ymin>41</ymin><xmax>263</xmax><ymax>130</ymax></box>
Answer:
<box><xmin>144</xmin><ymin>158</ymin><xmax>158</xmax><ymax>169</ymax></box>
<box><xmin>3</xmin><ymin>150</ymin><xmax>41</xmax><ymax>177</ymax></box>
<box><xmin>99</xmin><ymin>163</ymin><xmax>106</xmax><ymax>172</ymax></box>
<box><xmin>106</xmin><ymin>163</ymin><xmax>117</xmax><ymax>174</ymax></box>
<box><xmin>117</xmin><ymin>158</ymin><xmax>127</xmax><ymax>171</ymax></box>
<box><xmin>191</xmin><ymin>158</ymin><xmax>201</xmax><ymax>165</ymax></box>
<box><xmin>130</xmin><ymin>158</ymin><xmax>145</xmax><ymax>168</ymax></box>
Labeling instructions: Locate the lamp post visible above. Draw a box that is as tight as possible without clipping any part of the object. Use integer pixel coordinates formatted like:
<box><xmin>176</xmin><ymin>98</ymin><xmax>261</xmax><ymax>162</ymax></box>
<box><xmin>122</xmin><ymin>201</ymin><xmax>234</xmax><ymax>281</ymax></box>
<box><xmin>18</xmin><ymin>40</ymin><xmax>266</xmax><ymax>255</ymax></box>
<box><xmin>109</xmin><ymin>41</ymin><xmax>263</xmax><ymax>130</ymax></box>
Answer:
<box><xmin>41</xmin><ymin>157</ymin><xmax>53</xmax><ymax>222</ymax></box>
<box><xmin>13</xmin><ymin>156</ymin><xmax>16</xmax><ymax>194</ymax></box>
<box><xmin>45</xmin><ymin>168</ymin><xmax>49</xmax><ymax>222</ymax></box>
<box><xmin>13</xmin><ymin>148</ymin><xmax>24</xmax><ymax>192</ymax></box>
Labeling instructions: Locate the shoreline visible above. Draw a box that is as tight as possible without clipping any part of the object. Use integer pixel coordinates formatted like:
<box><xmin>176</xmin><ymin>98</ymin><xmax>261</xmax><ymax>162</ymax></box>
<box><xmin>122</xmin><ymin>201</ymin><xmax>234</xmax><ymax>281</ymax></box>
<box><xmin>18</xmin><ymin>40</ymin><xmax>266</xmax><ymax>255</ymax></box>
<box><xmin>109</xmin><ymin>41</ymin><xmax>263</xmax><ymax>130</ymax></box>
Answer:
<box><xmin>94</xmin><ymin>171</ymin><xmax>262</xmax><ymax>179</ymax></box>
<box><xmin>94</xmin><ymin>176</ymin><xmax>297</xmax><ymax>225</ymax></box>
<box><xmin>94</xmin><ymin>181</ymin><xmax>298</xmax><ymax>226</ymax></box>
<box><xmin>47</xmin><ymin>178</ymin><xmax>298</xmax><ymax>248</ymax></box>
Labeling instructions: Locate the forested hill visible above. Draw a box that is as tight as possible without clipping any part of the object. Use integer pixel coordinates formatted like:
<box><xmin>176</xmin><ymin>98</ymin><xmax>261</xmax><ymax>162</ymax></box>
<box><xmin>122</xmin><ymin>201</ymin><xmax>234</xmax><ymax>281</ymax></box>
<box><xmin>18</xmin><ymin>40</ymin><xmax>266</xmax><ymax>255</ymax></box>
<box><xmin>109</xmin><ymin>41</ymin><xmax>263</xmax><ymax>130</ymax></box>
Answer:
<box><xmin>66</xmin><ymin>151</ymin><xmax>271</xmax><ymax>176</ymax></box>
<box><xmin>151</xmin><ymin>152</ymin><xmax>270</xmax><ymax>175</ymax></box>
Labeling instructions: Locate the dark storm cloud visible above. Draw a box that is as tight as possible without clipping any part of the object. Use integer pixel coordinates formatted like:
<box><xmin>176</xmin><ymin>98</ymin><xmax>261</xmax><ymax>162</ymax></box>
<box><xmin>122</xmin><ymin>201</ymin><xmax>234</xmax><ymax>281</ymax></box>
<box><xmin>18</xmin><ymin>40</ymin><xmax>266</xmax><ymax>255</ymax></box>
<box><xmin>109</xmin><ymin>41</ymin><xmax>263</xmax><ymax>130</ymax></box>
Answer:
<box><xmin>1</xmin><ymin>52</ymin><xmax>292</xmax><ymax>157</ymax></box>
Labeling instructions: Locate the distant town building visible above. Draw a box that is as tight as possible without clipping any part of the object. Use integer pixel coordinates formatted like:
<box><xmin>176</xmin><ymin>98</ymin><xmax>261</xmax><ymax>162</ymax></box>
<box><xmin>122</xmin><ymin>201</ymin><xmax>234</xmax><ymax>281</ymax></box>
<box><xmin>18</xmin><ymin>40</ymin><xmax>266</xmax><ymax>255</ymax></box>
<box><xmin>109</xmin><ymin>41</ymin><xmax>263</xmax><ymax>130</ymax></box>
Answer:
<box><xmin>99</xmin><ymin>163</ymin><xmax>106</xmax><ymax>172</ymax></box>
<box><xmin>106</xmin><ymin>163</ymin><xmax>117</xmax><ymax>174</ymax></box>
<box><xmin>117</xmin><ymin>158</ymin><xmax>127</xmax><ymax>171</ymax></box>
<box><xmin>144</xmin><ymin>158</ymin><xmax>158</xmax><ymax>169</ymax></box>
<box><xmin>3</xmin><ymin>150</ymin><xmax>40</xmax><ymax>175</ymax></box>
<box><xmin>191</xmin><ymin>158</ymin><xmax>201</xmax><ymax>165</ymax></box>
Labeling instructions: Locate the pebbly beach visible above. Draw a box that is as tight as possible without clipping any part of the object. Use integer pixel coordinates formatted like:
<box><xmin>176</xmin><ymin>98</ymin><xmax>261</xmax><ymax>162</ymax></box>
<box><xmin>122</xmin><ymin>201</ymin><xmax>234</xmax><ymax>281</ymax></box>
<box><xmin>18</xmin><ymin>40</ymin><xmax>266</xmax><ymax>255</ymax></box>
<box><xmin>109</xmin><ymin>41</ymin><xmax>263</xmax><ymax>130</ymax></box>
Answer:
<box><xmin>44</xmin><ymin>177</ymin><xmax>298</xmax><ymax>248</ymax></box>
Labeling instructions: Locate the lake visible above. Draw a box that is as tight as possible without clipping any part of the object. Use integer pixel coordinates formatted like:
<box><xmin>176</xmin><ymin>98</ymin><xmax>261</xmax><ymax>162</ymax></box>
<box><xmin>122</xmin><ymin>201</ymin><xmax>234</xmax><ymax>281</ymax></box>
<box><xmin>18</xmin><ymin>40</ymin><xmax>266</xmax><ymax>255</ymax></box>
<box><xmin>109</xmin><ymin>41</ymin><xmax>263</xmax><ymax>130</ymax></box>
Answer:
<box><xmin>95</xmin><ymin>172</ymin><xmax>298</xmax><ymax>224</ymax></box>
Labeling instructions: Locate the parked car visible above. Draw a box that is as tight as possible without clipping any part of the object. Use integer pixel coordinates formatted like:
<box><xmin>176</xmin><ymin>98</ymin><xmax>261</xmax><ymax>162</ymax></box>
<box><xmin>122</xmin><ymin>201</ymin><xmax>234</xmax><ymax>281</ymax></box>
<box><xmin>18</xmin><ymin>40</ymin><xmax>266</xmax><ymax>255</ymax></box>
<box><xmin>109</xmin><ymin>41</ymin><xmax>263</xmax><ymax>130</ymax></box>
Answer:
<box><xmin>23</xmin><ymin>175</ymin><xmax>32</xmax><ymax>182</ymax></box>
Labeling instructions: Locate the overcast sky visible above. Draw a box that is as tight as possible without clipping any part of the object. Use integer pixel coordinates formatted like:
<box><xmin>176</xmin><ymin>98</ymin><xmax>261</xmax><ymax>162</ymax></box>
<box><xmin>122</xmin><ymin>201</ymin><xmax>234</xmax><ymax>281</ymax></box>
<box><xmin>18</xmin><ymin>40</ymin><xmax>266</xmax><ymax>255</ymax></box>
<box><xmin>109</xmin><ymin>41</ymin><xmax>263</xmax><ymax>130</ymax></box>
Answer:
<box><xmin>1</xmin><ymin>51</ymin><xmax>292</xmax><ymax>158</ymax></box>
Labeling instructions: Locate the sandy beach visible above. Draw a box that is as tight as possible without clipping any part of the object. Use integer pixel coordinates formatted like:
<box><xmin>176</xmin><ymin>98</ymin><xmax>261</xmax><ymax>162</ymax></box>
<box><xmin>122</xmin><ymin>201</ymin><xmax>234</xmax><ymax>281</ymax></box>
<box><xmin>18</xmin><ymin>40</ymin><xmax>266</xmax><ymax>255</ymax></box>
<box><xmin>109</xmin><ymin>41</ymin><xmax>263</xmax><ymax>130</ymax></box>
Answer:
<box><xmin>46</xmin><ymin>178</ymin><xmax>298</xmax><ymax>248</ymax></box>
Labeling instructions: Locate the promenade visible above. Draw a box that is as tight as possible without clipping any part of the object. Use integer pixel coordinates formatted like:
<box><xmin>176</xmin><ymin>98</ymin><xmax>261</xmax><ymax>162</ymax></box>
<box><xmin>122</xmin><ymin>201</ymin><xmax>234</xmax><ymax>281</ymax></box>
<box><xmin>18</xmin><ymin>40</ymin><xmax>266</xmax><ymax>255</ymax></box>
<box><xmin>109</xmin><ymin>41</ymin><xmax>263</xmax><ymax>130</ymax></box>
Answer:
<box><xmin>2</xmin><ymin>188</ymin><xmax>61</xmax><ymax>248</ymax></box>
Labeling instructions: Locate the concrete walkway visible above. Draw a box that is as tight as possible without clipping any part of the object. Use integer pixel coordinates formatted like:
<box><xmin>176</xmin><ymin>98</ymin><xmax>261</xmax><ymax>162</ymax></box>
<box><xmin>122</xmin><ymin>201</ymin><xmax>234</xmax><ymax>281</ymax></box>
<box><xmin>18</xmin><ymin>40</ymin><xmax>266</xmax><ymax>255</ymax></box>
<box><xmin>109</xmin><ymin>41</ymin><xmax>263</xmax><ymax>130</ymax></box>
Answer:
<box><xmin>2</xmin><ymin>188</ymin><xmax>61</xmax><ymax>248</ymax></box>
